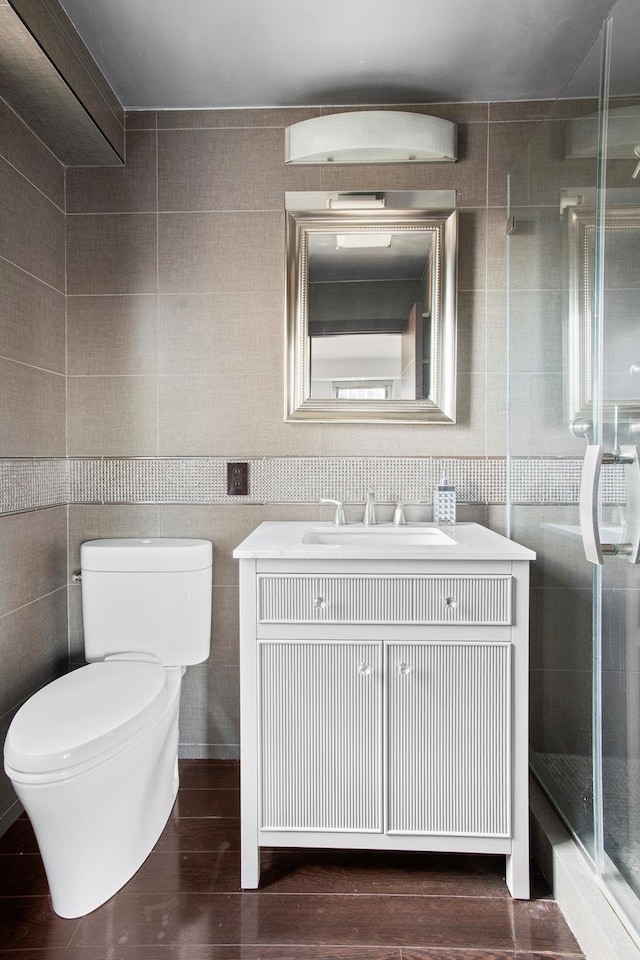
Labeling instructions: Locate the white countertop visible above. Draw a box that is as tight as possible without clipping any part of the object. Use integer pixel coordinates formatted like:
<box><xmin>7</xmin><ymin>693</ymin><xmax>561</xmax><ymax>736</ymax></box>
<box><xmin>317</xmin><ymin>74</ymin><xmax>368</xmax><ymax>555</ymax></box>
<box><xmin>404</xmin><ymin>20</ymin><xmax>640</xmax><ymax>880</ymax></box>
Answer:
<box><xmin>233</xmin><ymin>521</ymin><xmax>536</xmax><ymax>561</ymax></box>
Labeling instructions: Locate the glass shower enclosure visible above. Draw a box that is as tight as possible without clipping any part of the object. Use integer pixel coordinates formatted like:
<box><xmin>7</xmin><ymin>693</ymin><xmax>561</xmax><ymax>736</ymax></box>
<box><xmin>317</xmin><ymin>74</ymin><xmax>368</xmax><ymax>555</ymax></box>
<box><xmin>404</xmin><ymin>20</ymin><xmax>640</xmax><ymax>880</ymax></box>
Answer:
<box><xmin>507</xmin><ymin>0</ymin><xmax>640</xmax><ymax>940</ymax></box>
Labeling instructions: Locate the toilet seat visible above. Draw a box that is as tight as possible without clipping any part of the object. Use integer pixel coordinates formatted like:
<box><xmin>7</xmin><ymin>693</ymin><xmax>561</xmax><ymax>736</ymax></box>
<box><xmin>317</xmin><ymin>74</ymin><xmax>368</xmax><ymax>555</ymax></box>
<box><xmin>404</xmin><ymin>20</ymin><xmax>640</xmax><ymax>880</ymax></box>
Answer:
<box><xmin>4</xmin><ymin>659</ymin><xmax>168</xmax><ymax>782</ymax></box>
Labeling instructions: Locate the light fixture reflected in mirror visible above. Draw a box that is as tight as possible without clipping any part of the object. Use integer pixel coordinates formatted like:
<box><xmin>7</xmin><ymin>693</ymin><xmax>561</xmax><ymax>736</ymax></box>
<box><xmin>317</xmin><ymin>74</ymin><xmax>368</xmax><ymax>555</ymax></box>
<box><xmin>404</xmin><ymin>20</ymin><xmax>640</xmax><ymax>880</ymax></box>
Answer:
<box><xmin>285</xmin><ymin>111</ymin><xmax>457</xmax><ymax>165</ymax></box>
<box><xmin>335</xmin><ymin>233</ymin><xmax>392</xmax><ymax>249</ymax></box>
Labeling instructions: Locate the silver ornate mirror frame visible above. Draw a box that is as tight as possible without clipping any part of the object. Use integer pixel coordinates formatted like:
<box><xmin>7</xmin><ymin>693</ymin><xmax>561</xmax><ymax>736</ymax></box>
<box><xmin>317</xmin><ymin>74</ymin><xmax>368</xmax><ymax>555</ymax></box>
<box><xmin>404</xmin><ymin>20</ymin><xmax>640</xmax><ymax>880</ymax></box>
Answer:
<box><xmin>285</xmin><ymin>191</ymin><xmax>458</xmax><ymax>423</ymax></box>
<box><xmin>568</xmin><ymin>205</ymin><xmax>640</xmax><ymax>432</ymax></box>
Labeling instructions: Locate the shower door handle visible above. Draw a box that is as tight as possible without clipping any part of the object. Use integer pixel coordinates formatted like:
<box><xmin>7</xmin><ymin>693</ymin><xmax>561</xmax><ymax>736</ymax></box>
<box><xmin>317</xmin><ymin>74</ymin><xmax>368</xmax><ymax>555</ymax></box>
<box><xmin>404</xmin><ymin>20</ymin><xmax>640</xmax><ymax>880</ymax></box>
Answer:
<box><xmin>579</xmin><ymin>444</ymin><xmax>640</xmax><ymax>564</ymax></box>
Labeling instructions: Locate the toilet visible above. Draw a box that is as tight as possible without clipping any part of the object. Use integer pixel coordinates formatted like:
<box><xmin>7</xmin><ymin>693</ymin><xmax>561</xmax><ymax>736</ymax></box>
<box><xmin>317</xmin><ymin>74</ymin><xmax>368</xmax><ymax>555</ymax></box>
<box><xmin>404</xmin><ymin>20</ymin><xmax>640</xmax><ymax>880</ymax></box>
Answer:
<box><xmin>3</xmin><ymin>537</ymin><xmax>212</xmax><ymax>919</ymax></box>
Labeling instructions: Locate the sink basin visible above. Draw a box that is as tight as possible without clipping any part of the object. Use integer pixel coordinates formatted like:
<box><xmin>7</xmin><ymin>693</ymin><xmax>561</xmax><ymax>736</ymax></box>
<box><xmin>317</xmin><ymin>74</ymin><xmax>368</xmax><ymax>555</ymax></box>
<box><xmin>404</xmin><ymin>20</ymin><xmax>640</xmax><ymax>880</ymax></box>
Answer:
<box><xmin>301</xmin><ymin>525</ymin><xmax>456</xmax><ymax>546</ymax></box>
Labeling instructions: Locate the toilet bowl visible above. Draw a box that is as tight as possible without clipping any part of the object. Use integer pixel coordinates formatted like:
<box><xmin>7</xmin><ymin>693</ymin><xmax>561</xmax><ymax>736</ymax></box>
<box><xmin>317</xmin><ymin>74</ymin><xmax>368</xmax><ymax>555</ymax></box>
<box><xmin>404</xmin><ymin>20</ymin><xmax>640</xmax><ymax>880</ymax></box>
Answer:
<box><xmin>3</xmin><ymin>538</ymin><xmax>212</xmax><ymax>918</ymax></box>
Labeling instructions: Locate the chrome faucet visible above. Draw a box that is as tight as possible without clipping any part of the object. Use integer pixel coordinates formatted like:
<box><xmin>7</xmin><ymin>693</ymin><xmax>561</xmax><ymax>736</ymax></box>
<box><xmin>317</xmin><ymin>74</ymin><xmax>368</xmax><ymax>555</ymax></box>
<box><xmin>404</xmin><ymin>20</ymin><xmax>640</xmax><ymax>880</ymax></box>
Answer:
<box><xmin>392</xmin><ymin>500</ymin><xmax>407</xmax><ymax>525</ymax></box>
<box><xmin>320</xmin><ymin>498</ymin><xmax>346</xmax><ymax>525</ymax></box>
<box><xmin>363</xmin><ymin>490</ymin><xmax>376</xmax><ymax>525</ymax></box>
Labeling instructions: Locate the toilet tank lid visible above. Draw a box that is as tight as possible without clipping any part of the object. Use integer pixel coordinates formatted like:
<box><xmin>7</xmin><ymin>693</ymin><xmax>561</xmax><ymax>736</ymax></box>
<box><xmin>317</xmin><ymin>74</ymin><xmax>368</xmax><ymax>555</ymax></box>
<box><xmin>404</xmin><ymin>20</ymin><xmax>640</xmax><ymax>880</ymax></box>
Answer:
<box><xmin>81</xmin><ymin>538</ymin><xmax>212</xmax><ymax>572</ymax></box>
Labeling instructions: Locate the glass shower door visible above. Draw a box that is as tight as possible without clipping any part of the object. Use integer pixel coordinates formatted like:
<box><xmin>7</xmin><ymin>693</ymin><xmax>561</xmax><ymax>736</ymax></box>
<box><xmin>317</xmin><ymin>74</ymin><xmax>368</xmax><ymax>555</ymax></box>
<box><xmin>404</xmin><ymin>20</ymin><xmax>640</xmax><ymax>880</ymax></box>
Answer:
<box><xmin>507</xmin><ymin>30</ymin><xmax>604</xmax><ymax>861</ymax></box>
<box><xmin>595</xmin><ymin>0</ymin><xmax>640</xmax><ymax>934</ymax></box>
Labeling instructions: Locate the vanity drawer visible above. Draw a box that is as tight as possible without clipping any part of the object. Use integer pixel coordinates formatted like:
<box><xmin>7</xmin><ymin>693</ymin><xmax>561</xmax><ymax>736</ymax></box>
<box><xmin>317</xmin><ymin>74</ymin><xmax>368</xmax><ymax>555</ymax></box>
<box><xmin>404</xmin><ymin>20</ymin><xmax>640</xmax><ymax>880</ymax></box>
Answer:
<box><xmin>257</xmin><ymin>574</ymin><xmax>512</xmax><ymax>625</ymax></box>
<box><xmin>414</xmin><ymin>576</ymin><xmax>512</xmax><ymax>625</ymax></box>
<box><xmin>258</xmin><ymin>575</ymin><xmax>413</xmax><ymax>623</ymax></box>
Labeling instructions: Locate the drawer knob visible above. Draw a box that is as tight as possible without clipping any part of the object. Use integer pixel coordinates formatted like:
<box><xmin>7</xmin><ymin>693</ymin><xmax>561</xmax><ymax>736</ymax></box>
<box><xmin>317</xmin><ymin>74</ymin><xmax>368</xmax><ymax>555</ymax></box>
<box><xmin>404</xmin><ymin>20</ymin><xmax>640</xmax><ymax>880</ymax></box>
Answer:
<box><xmin>313</xmin><ymin>596</ymin><xmax>327</xmax><ymax>611</ymax></box>
<box><xmin>444</xmin><ymin>596</ymin><xmax>457</xmax><ymax>608</ymax></box>
<box><xmin>398</xmin><ymin>661</ymin><xmax>411</xmax><ymax>676</ymax></box>
<box><xmin>358</xmin><ymin>662</ymin><xmax>371</xmax><ymax>676</ymax></box>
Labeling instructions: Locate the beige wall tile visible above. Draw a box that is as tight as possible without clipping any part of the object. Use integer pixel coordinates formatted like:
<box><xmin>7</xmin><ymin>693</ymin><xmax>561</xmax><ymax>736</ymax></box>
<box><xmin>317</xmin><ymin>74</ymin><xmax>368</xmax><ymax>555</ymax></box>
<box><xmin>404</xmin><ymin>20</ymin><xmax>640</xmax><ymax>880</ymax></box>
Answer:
<box><xmin>458</xmin><ymin>208</ymin><xmax>487</xmax><ymax>292</ymax></box>
<box><xmin>179</xmin><ymin>662</ymin><xmax>239</xmax><ymax>753</ymax></box>
<box><xmin>0</xmin><ymin>95</ymin><xmax>64</xmax><ymax>208</ymax></box>
<box><xmin>66</xmin><ymin>213</ymin><xmax>157</xmax><ymax>295</ymax></box>
<box><xmin>67</xmin><ymin>376</ymin><xmax>158</xmax><ymax>456</ymax></box>
<box><xmin>0</xmin><ymin>708</ymin><xmax>21</xmax><ymax>829</ymax></box>
<box><xmin>0</xmin><ymin>258</ymin><xmax>65</xmax><ymax>373</ymax></box>
<box><xmin>158</xmin><ymin>128</ymin><xmax>283</xmax><ymax>211</ymax></box>
<box><xmin>529</xmin><ymin>586</ymin><xmax>593</xmax><ymax>671</ymax></box>
<box><xmin>157</xmin><ymin>108</ymin><xmax>320</xmax><ymax>129</ymax></box>
<box><xmin>489</xmin><ymin>101</ymin><xmax>552</xmax><ymax>122</ymax></box>
<box><xmin>315</xmin><ymin>373</ymin><xmax>487</xmax><ymax>458</ymax></box>
<box><xmin>0</xmin><ymin>507</ymin><xmax>67</xmax><ymax>618</ymax></box>
<box><xmin>0</xmin><ymin>588</ymin><xmax>68</xmax><ymax>717</ymax></box>
<box><xmin>125</xmin><ymin>111</ymin><xmax>156</xmax><ymax>130</ymax></box>
<box><xmin>11</xmin><ymin>0</ymin><xmax>124</xmax><ymax>159</ymax></box>
<box><xmin>67</xmin><ymin>504</ymin><xmax>160</xmax><ymax>576</ymax></box>
<box><xmin>67</xmin><ymin>295</ymin><xmax>157</xmax><ymax>375</ymax></box>
<box><xmin>318</xmin><ymin>122</ymin><xmax>488</xmax><ymax>207</ymax></box>
<box><xmin>486</xmin><ymin>207</ymin><xmax>508</xmax><ymax>291</ymax></box>
<box><xmin>158</xmin><ymin>503</ymin><xmax>321</xmax><ymax>587</ymax></box>
<box><xmin>157</xmin><ymin>293</ymin><xmax>281</xmax><ymax>377</ymax></box>
<box><xmin>67</xmin><ymin>582</ymin><xmax>84</xmax><ymax>665</ymax></box>
<box><xmin>508</xmin><ymin>206</ymin><xmax>564</xmax><ymax>291</ymax></box>
<box><xmin>158</xmin><ymin>374</ymin><xmax>320</xmax><ymax>457</ymax></box>
<box><xmin>209</xmin><ymin>584</ymin><xmax>239</xmax><ymax>663</ymax></box>
<box><xmin>509</xmin><ymin>290</ymin><xmax>564</xmax><ymax>374</ymax></box>
<box><xmin>510</xmin><ymin>504</ymin><xmax>591</xmax><ymax>592</ymax></box>
<box><xmin>0</xmin><ymin>358</ymin><xmax>65</xmax><ymax>456</ymax></box>
<box><xmin>508</xmin><ymin>373</ymin><xmax>584</xmax><ymax>458</ymax></box>
<box><xmin>66</xmin><ymin>130</ymin><xmax>156</xmax><ymax>214</ymax></box>
<box><xmin>485</xmin><ymin>373</ymin><xmax>507</xmax><ymax>456</ymax></box>
<box><xmin>157</xmin><ymin>211</ymin><xmax>282</xmax><ymax>294</ymax></box>
<box><xmin>0</xmin><ymin>156</ymin><xmax>65</xmax><ymax>291</ymax></box>
<box><xmin>530</xmin><ymin>665</ymin><xmax>592</xmax><ymax>755</ymax></box>
<box><xmin>488</xmin><ymin>120</ymin><xmax>543</xmax><ymax>206</ymax></box>
<box><xmin>320</xmin><ymin>103</ymin><xmax>489</xmax><ymax>123</ymax></box>
<box><xmin>486</xmin><ymin>290</ymin><xmax>508</xmax><ymax>375</ymax></box>
<box><xmin>457</xmin><ymin>290</ymin><xmax>487</xmax><ymax>374</ymax></box>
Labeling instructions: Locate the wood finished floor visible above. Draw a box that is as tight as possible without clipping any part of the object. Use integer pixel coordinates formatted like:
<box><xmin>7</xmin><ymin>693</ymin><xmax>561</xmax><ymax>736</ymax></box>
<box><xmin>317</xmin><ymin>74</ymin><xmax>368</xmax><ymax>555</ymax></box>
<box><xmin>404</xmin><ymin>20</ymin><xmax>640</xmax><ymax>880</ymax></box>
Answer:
<box><xmin>0</xmin><ymin>760</ymin><xmax>585</xmax><ymax>960</ymax></box>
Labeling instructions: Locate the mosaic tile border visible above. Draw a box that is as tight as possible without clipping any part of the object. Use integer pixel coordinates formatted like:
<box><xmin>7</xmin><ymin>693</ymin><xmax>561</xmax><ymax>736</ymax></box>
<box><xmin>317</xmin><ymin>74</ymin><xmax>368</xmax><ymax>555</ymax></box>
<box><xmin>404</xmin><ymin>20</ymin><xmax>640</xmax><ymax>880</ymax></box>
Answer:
<box><xmin>0</xmin><ymin>459</ymin><xmax>69</xmax><ymax>514</ymax></box>
<box><xmin>509</xmin><ymin>457</ymin><xmax>625</xmax><ymax>504</ymax></box>
<box><xmin>69</xmin><ymin>457</ymin><xmax>507</xmax><ymax>505</ymax></box>
<box><xmin>0</xmin><ymin>456</ymin><xmax>628</xmax><ymax>516</ymax></box>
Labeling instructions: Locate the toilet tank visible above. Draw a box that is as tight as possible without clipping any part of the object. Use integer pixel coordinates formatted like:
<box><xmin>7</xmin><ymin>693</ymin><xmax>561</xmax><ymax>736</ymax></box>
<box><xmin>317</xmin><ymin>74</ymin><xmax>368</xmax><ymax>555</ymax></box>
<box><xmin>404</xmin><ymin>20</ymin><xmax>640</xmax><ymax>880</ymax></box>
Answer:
<box><xmin>80</xmin><ymin>539</ymin><xmax>212</xmax><ymax>666</ymax></box>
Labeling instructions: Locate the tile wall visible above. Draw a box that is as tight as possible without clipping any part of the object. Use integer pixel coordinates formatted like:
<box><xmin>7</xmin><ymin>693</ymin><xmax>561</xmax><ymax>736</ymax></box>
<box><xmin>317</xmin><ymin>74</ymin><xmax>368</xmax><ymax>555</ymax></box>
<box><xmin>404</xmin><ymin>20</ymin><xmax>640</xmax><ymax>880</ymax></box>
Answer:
<box><xmin>0</xmin><ymin>95</ymin><xmax>68</xmax><ymax>830</ymax></box>
<box><xmin>0</xmin><ymin>98</ymin><xmax>549</xmax><ymax>830</ymax></box>
<box><xmin>61</xmin><ymin>101</ymin><xmax>543</xmax><ymax>760</ymax></box>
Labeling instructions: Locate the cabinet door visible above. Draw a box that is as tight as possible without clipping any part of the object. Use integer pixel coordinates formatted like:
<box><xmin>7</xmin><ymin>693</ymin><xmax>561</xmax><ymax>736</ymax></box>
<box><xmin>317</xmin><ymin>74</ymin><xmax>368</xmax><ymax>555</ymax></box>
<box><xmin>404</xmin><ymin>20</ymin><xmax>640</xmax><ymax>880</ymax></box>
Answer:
<box><xmin>387</xmin><ymin>642</ymin><xmax>511</xmax><ymax>837</ymax></box>
<box><xmin>260</xmin><ymin>641</ymin><xmax>383</xmax><ymax>832</ymax></box>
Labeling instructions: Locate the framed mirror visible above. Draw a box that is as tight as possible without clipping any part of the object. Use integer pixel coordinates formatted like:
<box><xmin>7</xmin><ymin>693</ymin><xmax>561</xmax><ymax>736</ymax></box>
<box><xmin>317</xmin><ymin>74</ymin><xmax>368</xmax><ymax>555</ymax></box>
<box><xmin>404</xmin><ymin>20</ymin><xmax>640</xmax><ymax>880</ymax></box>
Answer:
<box><xmin>285</xmin><ymin>192</ymin><xmax>458</xmax><ymax>422</ymax></box>
<box><xmin>567</xmin><ymin>204</ymin><xmax>640</xmax><ymax>432</ymax></box>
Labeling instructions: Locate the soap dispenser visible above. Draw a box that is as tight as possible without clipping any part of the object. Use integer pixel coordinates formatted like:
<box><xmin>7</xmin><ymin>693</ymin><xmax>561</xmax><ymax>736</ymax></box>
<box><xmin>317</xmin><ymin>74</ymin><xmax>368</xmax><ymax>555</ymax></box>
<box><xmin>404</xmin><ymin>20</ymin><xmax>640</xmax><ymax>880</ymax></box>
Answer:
<box><xmin>433</xmin><ymin>468</ymin><xmax>456</xmax><ymax>525</ymax></box>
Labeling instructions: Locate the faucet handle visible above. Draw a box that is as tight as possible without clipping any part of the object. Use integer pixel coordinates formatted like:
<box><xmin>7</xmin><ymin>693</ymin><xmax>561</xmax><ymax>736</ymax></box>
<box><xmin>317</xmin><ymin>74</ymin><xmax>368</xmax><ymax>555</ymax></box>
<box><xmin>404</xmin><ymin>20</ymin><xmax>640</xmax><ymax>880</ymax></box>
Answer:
<box><xmin>392</xmin><ymin>501</ymin><xmax>407</xmax><ymax>526</ymax></box>
<box><xmin>363</xmin><ymin>489</ymin><xmax>376</xmax><ymax>525</ymax></box>
<box><xmin>320</xmin><ymin>498</ymin><xmax>346</xmax><ymax>525</ymax></box>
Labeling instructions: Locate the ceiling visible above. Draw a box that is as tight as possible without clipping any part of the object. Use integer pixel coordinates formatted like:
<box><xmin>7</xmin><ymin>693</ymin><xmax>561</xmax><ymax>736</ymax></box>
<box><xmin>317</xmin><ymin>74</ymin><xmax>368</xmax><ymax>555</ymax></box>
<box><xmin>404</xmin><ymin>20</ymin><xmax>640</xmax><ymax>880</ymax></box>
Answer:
<box><xmin>57</xmin><ymin>0</ymin><xmax>619</xmax><ymax>110</ymax></box>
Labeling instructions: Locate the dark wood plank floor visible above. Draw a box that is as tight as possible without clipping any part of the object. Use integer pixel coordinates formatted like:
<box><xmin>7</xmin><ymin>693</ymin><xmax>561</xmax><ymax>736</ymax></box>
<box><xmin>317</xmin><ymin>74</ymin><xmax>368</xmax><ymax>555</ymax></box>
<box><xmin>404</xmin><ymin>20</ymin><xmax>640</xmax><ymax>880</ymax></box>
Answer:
<box><xmin>0</xmin><ymin>760</ymin><xmax>585</xmax><ymax>960</ymax></box>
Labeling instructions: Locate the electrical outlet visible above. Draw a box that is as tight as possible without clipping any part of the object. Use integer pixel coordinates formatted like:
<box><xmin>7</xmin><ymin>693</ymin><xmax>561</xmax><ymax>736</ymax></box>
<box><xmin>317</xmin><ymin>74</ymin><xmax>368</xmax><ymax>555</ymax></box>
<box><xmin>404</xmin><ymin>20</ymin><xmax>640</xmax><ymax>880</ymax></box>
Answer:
<box><xmin>227</xmin><ymin>461</ymin><xmax>249</xmax><ymax>496</ymax></box>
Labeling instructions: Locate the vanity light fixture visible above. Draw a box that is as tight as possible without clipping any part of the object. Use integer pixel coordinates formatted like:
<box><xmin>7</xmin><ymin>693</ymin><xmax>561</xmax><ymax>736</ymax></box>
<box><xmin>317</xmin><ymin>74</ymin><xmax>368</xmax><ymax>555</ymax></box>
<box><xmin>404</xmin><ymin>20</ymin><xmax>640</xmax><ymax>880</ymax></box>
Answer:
<box><xmin>336</xmin><ymin>233</ymin><xmax>392</xmax><ymax>249</ymax></box>
<box><xmin>328</xmin><ymin>194</ymin><xmax>386</xmax><ymax>209</ymax></box>
<box><xmin>285</xmin><ymin>110</ymin><xmax>457</xmax><ymax>165</ymax></box>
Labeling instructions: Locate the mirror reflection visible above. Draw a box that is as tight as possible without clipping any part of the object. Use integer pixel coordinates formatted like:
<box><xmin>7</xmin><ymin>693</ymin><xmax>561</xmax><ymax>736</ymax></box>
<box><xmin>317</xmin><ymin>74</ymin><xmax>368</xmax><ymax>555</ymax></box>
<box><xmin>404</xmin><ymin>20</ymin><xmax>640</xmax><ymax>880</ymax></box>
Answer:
<box><xmin>568</xmin><ymin>203</ymin><xmax>640</xmax><ymax>436</ymax></box>
<box><xmin>285</xmin><ymin>191</ymin><xmax>458</xmax><ymax>423</ymax></box>
<box><xmin>307</xmin><ymin>230</ymin><xmax>434</xmax><ymax>401</ymax></box>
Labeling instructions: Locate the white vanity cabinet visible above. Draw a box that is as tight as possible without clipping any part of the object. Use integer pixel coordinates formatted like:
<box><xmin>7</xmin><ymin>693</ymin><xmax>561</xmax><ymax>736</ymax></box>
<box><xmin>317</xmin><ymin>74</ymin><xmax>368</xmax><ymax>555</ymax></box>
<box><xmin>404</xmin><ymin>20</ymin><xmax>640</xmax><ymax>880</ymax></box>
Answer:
<box><xmin>234</xmin><ymin>523</ymin><xmax>534</xmax><ymax>899</ymax></box>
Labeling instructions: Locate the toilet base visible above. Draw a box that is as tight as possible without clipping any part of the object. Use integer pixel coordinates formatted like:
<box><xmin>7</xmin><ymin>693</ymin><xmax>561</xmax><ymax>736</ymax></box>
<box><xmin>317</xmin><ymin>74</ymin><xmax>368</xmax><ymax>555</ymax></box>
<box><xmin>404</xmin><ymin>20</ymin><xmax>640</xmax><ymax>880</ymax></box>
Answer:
<box><xmin>11</xmin><ymin>668</ymin><xmax>183</xmax><ymax>918</ymax></box>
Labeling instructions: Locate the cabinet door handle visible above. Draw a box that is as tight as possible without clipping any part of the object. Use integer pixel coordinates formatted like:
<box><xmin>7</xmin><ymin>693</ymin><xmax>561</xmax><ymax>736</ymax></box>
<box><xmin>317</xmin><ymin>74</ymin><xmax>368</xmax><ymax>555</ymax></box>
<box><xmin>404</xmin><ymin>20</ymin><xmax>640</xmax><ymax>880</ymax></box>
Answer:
<box><xmin>358</xmin><ymin>662</ymin><xmax>371</xmax><ymax>676</ymax></box>
<box><xmin>313</xmin><ymin>595</ymin><xmax>327</xmax><ymax>612</ymax></box>
<box><xmin>444</xmin><ymin>596</ymin><xmax>457</xmax><ymax>609</ymax></box>
<box><xmin>398</xmin><ymin>661</ymin><xmax>411</xmax><ymax>676</ymax></box>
